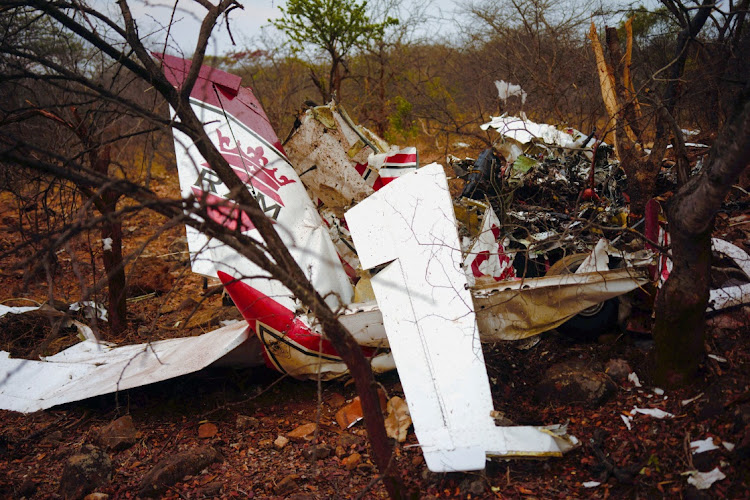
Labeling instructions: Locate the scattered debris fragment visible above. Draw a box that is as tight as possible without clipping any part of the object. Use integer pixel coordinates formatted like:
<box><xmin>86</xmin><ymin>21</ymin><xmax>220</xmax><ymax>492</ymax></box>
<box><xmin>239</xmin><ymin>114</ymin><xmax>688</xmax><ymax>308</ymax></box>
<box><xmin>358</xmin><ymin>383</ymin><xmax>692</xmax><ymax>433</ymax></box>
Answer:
<box><xmin>684</xmin><ymin>467</ymin><xmax>726</xmax><ymax>490</ymax></box>
<box><xmin>384</xmin><ymin>396</ymin><xmax>412</xmax><ymax>442</ymax></box>
<box><xmin>0</xmin><ymin>322</ymin><xmax>258</xmax><ymax>413</ymax></box>
<box><xmin>495</xmin><ymin>80</ymin><xmax>527</xmax><ymax>105</ymax></box>
<box><xmin>691</xmin><ymin>438</ymin><xmax>720</xmax><ymax>454</ymax></box>
<box><xmin>631</xmin><ymin>407</ymin><xmax>674</xmax><ymax>419</ymax></box>
<box><xmin>335</xmin><ymin>390</ymin><xmax>387</xmax><ymax>430</ymax></box>
<box><xmin>681</xmin><ymin>393</ymin><xmax>704</xmax><ymax>406</ymax></box>
<box><xmin>627</xmin><ymin>372</ymin><xmax>642</xmax><ymax>387</ymax></box>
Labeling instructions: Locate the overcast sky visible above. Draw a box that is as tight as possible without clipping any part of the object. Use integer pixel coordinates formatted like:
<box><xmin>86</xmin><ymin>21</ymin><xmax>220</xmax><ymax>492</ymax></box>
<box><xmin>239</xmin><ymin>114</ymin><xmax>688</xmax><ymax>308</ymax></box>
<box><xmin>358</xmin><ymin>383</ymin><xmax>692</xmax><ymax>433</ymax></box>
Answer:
<box><xmin>97</xmin><ymin>0</ymin><xmax>461</xmax><ymax>57</ymax></box>
<box><xmin>127</xmin><ymin>0</ymin><xmax>282</xmax><ymax>56</ymax></box>
<box><xmin>95</xmin><ymin>0</ymin><xmax>643</xmax><ymax>58</ymax></box>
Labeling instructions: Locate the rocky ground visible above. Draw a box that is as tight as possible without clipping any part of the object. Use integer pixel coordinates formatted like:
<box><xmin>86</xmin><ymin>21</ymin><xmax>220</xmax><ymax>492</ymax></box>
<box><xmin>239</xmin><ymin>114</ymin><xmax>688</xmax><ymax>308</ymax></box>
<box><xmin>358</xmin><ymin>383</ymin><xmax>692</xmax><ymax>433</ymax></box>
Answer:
<box><xmin>0</xmin><ymin>303</ymin><xmax>748</xmax><ymax>498</ymax></box>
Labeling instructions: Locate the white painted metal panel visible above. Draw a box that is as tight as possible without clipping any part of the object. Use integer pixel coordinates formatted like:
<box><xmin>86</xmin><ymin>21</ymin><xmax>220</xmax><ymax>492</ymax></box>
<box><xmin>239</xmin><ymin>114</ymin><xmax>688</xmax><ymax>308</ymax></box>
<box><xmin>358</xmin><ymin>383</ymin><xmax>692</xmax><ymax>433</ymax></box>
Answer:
<box><xmin>0</xmin><ymin>322</ymin><xmax>253</xmax><ymax>413</ymax></box>
<box><xmin>346</xmin><ymin>163</ymin><xmax>568</xmax><ymax>472</ymax></box>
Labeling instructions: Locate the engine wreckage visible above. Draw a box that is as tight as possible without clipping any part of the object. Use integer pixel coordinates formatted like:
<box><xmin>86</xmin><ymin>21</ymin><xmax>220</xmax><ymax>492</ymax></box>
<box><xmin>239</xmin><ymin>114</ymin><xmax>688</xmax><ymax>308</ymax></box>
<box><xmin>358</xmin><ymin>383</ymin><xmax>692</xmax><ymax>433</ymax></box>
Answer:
<box><xmin>2</xmin><ymin>57</ymin><xmax>748</xmax><ymax>472</ymax></box>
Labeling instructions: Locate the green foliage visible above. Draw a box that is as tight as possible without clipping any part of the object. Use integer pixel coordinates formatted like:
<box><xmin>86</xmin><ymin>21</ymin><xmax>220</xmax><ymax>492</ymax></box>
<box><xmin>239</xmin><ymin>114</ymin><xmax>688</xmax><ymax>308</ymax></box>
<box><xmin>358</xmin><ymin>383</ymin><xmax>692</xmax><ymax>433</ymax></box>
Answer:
<box><xmin>387</xmin><ymin>95</ymin><xmax>417</xmax><ymax>140</ymax></box>
<box><xmin>619</xmin><ymin>6</ymin><xmax>675</xmax><ymax>42</ymax></box>
<box><xmin>272</xmin><ymin>0</ymin><xmax>397</xmax><ymax>59</ymax></box>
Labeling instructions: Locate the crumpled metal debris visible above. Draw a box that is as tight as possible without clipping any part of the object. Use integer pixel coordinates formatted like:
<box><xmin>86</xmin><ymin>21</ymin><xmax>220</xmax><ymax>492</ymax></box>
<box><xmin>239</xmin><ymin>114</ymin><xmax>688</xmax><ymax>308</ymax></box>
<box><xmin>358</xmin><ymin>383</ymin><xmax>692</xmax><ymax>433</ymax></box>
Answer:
<box><xmin>0</xmin><ymin>320</ymin><xmax>260</xmax><ymax>413</ymax></box>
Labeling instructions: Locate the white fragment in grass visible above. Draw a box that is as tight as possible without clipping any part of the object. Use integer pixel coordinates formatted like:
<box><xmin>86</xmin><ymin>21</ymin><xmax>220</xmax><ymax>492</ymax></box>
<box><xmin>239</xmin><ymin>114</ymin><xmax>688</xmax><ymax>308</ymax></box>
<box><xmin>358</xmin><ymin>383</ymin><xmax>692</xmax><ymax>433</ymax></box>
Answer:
<box><xmin>621</xmin><ymin>414</ymin><xmax>633</xmax><ymax>430</ymax></box>
<box><xmin>681</xmin><ymin>393</ymin><xmax>703</xmax><ymax>406</ymax></box>
<box><xmin>102</xmin><ymin>237</ymin><xmax>113</xmax><ymax>251</ymax></box>
<box><xmin>708</xmin><ymin>354</ymin><xmax>727</xmax><ymax>363</ymax></box>
<box><xmin>632</xmin><ymin>407</ymin><xmax>674</xmax><ymax>419</ymax></box>
<box><xmin>628</xmin><ymin>372</ymin><xmax>642</xmax><ymax>387</ymax></box>
<box><xmin>583</xmin><ymin>481</ymin><xmax>601</xmax><ymax>488</ymax></box>
<box><xmin>653</xmin><ymin>388</ymin><xmax>664</xmax><ymax>396</ymax></box>
<box><xmin>722</xmin><ymin>442</ymin><xmax>735</xmax><ymax>452</ymax></box>
<box><xmin>691</xmin><ymin>438</ymin><xmax>719</xmax><ymax>454</ymax></box>
<box><xmin>684</xmin><ymin>467</ymin><xmax>725</xmax><ymax>490</ymax></box>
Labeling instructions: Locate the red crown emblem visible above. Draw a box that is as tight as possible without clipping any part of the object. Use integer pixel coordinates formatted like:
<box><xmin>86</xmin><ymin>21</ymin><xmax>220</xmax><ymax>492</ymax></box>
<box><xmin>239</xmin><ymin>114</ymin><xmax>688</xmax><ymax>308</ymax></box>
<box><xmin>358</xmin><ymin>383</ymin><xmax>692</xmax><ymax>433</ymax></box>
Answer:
<box><xmin>215</xmin><ymin>130</ymin><xmax>295</xmax><ymax>205</ymax></box>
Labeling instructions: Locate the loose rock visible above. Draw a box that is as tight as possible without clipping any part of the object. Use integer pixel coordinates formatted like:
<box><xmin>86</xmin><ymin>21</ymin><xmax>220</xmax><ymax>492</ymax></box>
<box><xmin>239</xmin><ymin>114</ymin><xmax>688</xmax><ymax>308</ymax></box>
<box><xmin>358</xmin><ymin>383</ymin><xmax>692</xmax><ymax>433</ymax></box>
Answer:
<box><xmin>198</xmin><ymin>422</ymin><xmax>218</xmax><ymax>439</ymax></box>
<box><xmin>58</xmin><ymin>445</ymin><xmax>112</xmax><ymax>500</ymax></box>
<box><xmin>605</xmin><ymin>358</ymin><xmax>632</xmax><ymax>382</ymax></box>
<box><xmin>535</xmin><ymin>359</ymin><xmax>616</xmax><ymax>406</ymax></box>
<box><xmin>138</xmin><ymin>446</ymin><xmax>222</xmax><ymax>497</ymax></box>
<box><xmin>459</xmin><ymin>478</ymin><xmax>486</xmax><ymax>496</ymax></box>
<box><xmin>274</xmin><ymin>474</ymin><xmax>299</xmax><ymax>495</ymax></box>
<box><xmin>287</xmin><ymin>422</ymin><xmax>317</xmax><ymax>441</ymax></box>
<box><xmin>302</xmin><ymin>444</ymin><xmax>332</xmax><ymax>460</ymax></box>
<box><xmin>97</xmin><ymin>415</ymin><xmax>137</xmax><ymax>451</ymax></box>
<box><xmin>337</xmin><ymin>433</ymin><xmax>362</xmax><ymax>449</ymax></box>
<box><xmin>235</xmin><ymin>415</ymin><xmax>259</xmax><ymax>430</ymax></box>
<box><xmin>326</xmin><ymin>392</ymin><xmax>346</xmax><ymax>408</ymax></box>
<box><xmin>16</xmin><ymin>479</ymin><xmax>37</xmax><ymax>498</ymax></box>
<box><xmin>274</xmin><ymin>435</ymin><xmax>289</xmax><ymax>449</ymax></box>
<box><xmin>342</xmin><ymin>452</ymin><xmax>361</xmax><ymax>470</ymax></box>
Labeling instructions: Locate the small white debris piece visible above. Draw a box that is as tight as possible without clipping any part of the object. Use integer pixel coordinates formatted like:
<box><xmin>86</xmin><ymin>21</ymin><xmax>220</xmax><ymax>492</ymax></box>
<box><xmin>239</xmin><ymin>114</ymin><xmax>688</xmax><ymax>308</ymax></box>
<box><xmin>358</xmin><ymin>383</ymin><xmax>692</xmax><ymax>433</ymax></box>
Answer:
<box><xmin>495</xmin><ymin>80</ymin><xmax>527</xmax><ymax>104</ymax></box>
<box><xmin>681</xmin><ymin>128</ymin><xmax>700</xmax><ymax>138</ymax></box>
<box><xmin>539</xmin><ymin>423</ymin><xmax>580</xmax><ymax>452</ymax></box>
<box><xmin>621</xmin><ymin>414</ymin><xmax>633</xmax><ymax>430</ymax></box>
<box><xmin>632</xmin><ymin>407</ymin><xmax>674</xmax><ymax>419</ymax></box>
<box><xmin>681</xmin><ymin>393</ymin><xmax>704</xmax><ymax>406</ymax></box>
<box><xmin>102</xmin><ymin>237</ymin><xmax>113</xmax><ymax>251</ymax></box>
<box><xmin>0</xmin><ymin>305</ymin><xmax>39</xmax><ymax>318</ymax></box>
<box><xmin>653</xmin><ymin>388</ymin><xmax>664</xmax><ymax>396</ymax></box>
<box><xmin>628</xmin><ymin>372</ymin><xmax>642</xmax><ymax>387</ymax></box>
<box><xmin>68</xmin><ymin>319</ymin><xmax>97</xmax><ymax>341</ymax></box>
<box><xmin>722</xmin><ymin>442</ymin><xmax>735</xmax><ymax>452</ymax></box>
<box><xmin>69</xmin><ymin>301</ymin><xmax>108</xmax><ymax>322</ymax></box>
<box><xmin>691</xmin><ymin>438</ymin><xmax>719</xmax><ymax>454</ymax></box>
<box><xmin>583</xmin><ymin>481</ymin><xmax>601</xmax><ymax>488</ymax></box>
<box><xmin>684</xmin><ymin>467</ymin><xmax>725</xmax><ymax>490</ymax></box>
<box><xmin>707</xmin><ymin>354</ymin><xmax>727</xmax><ymax>363</ymax></box>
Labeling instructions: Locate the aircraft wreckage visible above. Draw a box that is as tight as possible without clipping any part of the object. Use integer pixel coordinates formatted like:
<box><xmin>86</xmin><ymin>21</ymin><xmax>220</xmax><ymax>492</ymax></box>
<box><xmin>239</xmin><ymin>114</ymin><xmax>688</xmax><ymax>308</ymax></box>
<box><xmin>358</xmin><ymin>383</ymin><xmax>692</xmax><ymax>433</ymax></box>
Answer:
<box><xmin>2</xmin><ymin>57</ymin><xmax>748</xmax><ymax>472</ymax></box>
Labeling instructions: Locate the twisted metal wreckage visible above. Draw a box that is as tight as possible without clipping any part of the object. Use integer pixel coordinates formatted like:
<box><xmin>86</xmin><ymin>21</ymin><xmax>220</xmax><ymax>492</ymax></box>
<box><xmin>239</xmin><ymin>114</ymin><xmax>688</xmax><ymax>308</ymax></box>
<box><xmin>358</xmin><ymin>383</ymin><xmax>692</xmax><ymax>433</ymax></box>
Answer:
<box><xmin>1</xmin><ymin>58</ymin><xmax>748</xmax><ymax>472</ymax></box>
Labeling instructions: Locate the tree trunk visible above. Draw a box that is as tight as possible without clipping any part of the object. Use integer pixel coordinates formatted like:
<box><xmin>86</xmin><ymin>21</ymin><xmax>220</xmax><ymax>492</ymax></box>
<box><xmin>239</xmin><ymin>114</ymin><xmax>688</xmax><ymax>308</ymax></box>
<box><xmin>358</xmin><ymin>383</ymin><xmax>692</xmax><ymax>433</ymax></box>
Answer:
<box><xmin>100</xmin><ymin>203</ymin><xmax>127</xmax><ymax>336</ymax></box>
<box><xmin>652</xmin><ymin>218</ymin><xmax>711</xmax><ymax>386</ymax></box>
<box><xmin>653</xmin><ymin>83</ymin><xmax>750</xmax><ymax>387</ymax></box>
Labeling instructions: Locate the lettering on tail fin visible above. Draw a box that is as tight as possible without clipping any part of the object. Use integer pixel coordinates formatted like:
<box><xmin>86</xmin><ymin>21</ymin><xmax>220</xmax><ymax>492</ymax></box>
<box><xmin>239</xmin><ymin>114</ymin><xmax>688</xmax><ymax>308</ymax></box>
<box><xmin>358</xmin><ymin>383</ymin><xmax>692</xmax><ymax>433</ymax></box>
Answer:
<box><xmin>191</xmin><ymin>166</ymin><xmax>283</xmax><ymax>229</ymax></box>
